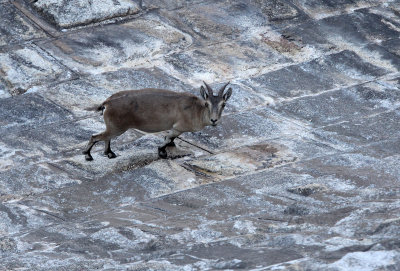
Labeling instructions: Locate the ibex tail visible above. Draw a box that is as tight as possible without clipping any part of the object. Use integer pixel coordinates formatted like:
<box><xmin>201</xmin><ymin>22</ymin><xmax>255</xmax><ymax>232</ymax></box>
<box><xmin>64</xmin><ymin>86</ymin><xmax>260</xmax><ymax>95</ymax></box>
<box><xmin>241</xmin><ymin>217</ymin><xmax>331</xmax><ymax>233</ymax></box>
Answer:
<box><xmin>85</xmin><ymin>103</ymin><xmax>105</xmax><ymax>114</ymax></box>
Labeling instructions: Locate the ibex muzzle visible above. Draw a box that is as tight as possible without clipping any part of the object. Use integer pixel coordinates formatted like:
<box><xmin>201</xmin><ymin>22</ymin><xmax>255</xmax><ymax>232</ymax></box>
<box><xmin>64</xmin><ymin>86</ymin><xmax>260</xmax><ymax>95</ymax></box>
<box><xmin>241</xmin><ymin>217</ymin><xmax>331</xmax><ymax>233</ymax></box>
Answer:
<box><xmin>83</xmin><ymin>82</ymin><xmax>232</xmax><ymax>160</ymax></box>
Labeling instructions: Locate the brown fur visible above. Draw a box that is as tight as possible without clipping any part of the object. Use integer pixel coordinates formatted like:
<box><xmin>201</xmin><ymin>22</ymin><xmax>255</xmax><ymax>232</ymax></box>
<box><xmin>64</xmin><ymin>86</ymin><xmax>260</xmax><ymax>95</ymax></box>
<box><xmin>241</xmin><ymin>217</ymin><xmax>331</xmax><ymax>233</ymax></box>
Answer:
<box><xmin>83</xmin><ymin>83</ymin><xmax>232</xmax><ymax>160</ymax></box>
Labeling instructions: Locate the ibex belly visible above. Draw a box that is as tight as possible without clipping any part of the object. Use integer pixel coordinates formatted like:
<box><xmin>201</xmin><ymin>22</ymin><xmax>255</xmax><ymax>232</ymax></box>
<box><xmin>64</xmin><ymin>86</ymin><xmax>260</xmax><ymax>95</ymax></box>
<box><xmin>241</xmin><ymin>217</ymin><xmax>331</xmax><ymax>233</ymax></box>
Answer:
<box><xmin>131</xmin><ymin>114</ymin><xmax>176</xmax><ymax>133</ymax></box>
<box><xmin>105</xmin><ymin>103</ymin><xmax>178</xmax><ymax>133</ymax></box>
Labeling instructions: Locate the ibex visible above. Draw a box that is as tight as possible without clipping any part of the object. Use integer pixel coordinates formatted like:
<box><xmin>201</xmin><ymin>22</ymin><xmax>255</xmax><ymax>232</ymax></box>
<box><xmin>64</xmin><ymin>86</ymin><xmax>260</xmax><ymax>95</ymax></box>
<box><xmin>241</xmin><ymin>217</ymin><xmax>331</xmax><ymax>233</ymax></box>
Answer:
<box><xmin>83</xmin><ymin>82</ymin><xmax>232</xmax><ymax>161</ymax></box>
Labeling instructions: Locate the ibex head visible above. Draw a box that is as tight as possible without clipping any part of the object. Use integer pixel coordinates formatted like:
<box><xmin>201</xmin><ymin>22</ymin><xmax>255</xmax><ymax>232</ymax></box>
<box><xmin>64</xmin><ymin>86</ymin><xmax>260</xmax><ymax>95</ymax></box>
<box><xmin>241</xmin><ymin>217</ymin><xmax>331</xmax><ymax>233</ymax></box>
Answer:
<box><xmin>200</xmin><ymin>81</ymin><xmax>232</xmax><ymax>126</ymax></box>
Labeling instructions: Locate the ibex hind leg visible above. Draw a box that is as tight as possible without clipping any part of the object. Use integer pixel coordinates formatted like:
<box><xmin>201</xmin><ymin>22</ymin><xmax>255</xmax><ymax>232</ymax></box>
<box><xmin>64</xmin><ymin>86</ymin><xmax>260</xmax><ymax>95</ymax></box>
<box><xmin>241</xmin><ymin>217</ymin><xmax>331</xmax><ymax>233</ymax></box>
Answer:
<box><xmin>83</xmin><ymin>130</ymin><xmax>119</xmax><ymax>161</ymax></box>
<box><xmin>158</xmin><ymin>129</ymin><xmax>181</xmax><ymax>159</ymax></box>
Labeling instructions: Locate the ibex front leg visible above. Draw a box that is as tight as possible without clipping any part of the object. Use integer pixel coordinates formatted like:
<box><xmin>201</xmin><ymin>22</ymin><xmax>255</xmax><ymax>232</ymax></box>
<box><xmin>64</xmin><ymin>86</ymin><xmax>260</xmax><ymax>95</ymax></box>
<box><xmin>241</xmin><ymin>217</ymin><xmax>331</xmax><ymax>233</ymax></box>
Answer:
<box><xmin>158</xmin><ymin>129</ymin><xmax>181</xmax><ymax>159</ymax></box>
<box><xmin>104</xmin><ymin>140</ymin><xmax>117</xmax><ymax>159</ymax></box>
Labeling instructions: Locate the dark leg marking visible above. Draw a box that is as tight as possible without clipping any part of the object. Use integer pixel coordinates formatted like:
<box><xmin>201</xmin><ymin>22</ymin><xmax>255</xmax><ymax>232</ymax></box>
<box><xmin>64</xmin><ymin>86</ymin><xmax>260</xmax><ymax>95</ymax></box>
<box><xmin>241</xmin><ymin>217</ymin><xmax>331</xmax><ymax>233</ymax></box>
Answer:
<box><xmin>85</xmin><ymin>153</ymin><xmax>94</xmax><ymax>161</ymax></box>
<box><xmin>104</xmin><ymin>140</ymin><xmax>117</xmax><ymax>159</ymax></box>
<box><xmin>158</xmin><ymin>147</ymin><xmax>167</xmax><ymax>159</ymax></box>
<box><xmin>165</xmin><ymin>136</ymin><xmax>176</xmax><ymax>147</ymax></box>
<box><xmin>82</xmin><ymin>136</ymin><xmax>98</xmax><ymax>161</ymax></box>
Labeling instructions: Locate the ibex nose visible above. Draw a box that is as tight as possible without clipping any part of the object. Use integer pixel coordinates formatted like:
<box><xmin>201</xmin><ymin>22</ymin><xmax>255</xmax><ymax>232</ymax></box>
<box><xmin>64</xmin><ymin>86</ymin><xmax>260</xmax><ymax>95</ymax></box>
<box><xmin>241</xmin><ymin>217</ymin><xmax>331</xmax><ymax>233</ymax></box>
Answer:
<box><xmin>211</xmin><ymin>119</ymin><xmax>217</xmax><ymax>124</ymax></box>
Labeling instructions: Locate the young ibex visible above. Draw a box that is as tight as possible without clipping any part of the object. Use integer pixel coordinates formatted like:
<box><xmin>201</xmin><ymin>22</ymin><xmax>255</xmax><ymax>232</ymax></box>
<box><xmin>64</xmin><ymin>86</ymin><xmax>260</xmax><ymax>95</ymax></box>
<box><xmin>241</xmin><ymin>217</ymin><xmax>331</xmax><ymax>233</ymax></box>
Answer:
<box><xmin>83</xmin><ymin>82</ymin><xmax>232</xmax><ymax>161</ymax></box>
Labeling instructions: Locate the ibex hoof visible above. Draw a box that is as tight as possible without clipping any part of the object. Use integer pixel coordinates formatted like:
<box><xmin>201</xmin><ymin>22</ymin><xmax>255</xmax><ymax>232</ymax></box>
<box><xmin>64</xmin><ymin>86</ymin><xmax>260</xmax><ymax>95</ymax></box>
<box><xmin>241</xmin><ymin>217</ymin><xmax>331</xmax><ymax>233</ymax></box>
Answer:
<box><xmin>158</xmin><ymin>147</ymin><xmax>167</xmax><ymax>159</ymax></box>
<box><xmin>85</xmin><ymin>154</ymin><xmax>94</xmax><ymax>161</ymax></box>
<box><xmin>166</xmin><ymin>141</ymin><xmax>176</xmax><ymax>147</ymax></box>
<box><xmin>107</xmin><ymin>152</ymin><xmax>117</xmax><ymax>159</ymax></box>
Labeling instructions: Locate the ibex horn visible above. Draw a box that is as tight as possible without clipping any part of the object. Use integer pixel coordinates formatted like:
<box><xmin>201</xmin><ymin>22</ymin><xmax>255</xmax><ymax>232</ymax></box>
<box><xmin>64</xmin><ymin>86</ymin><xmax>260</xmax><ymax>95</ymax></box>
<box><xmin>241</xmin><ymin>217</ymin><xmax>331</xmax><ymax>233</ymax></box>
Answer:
<box><xmin>218</xmin><ymin>82</ymin><xmax>230</xmax><ymax>97</ymax></box>
<box><xmin>203</xmin><ymin>81</ymin><xmax>214</xmax><ymax>96</ymax></box>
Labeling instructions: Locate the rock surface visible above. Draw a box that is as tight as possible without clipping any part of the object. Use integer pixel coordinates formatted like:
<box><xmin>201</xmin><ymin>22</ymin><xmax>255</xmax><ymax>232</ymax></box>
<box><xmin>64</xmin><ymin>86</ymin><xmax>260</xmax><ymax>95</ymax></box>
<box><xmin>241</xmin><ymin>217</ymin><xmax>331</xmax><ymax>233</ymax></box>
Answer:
<box><xmin>1</xmin><ymin>0</ymin><xmax>400</xmax><ymax>270</ymax></box>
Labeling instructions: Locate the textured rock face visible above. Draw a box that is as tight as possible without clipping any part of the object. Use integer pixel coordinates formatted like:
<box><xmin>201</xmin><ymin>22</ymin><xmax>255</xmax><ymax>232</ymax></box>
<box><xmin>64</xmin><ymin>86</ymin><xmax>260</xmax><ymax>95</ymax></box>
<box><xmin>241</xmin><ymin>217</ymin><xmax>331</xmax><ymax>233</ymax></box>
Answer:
<box><xmin>0</xmin><ymin>3</ymin><xmax>45</xmax><ymax>47</ymax></box>
<box><xmin>1</xmin><ymin>0</ymin><xmax>400</xmax><ymax>270</ymax></box>
<box><xmin>0</xmin><ymin>45</ymin><xmax>72</xmax><ymax>95</ymax></box>
<box><xmin>33</xmin><ymin>0</ymin><xmax>142</xmax><ymax>28</ymax></box>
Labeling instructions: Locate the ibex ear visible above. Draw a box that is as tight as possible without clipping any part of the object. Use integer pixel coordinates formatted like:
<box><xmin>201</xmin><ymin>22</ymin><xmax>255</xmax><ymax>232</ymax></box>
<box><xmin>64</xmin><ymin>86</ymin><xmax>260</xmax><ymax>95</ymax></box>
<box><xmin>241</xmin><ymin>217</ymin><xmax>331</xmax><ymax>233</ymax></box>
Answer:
<box><xmin>200</xmin><ymin>86</ymin><xmax>208</xmax><ymax>100</ymax></box>
<box><xmin>223</xmin><ymin>87</ymin><xmax>232</xmax><ymax>101</ymax></box>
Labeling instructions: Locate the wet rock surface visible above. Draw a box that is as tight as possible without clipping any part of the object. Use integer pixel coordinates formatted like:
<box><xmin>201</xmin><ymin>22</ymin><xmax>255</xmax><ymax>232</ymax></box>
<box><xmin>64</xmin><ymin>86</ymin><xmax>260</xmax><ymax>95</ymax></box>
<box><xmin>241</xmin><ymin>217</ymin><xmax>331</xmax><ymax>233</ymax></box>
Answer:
<box><xmin>1</xmin><ymin>0</ymin><xmax>400</xmax><ymax>270</ymax></box>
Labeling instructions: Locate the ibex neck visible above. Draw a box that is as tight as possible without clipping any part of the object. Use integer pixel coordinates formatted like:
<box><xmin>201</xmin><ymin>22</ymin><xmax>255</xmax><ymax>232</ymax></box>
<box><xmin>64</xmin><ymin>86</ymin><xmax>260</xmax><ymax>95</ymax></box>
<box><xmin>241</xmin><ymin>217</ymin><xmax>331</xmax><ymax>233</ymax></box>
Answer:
<box><xmin>201</xmin><ymin>105</ymin><xmax>211</xmax><ymax>127</ymax></box>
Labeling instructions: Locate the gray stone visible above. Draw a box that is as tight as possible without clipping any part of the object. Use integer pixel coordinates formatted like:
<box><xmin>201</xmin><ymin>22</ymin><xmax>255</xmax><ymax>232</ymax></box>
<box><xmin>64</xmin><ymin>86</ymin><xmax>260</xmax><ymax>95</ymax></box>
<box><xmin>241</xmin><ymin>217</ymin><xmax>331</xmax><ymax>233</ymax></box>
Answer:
<box><xmin>0</xmin><ymin>163</ymin><xmax>83</xmax><ymax>197</ymax></box>
<box><xmin>251</xmin><ymin>0</ymin><xmax>305</xmax><ymax>23</ymax></box>
<box><xmin>353</xmin><ymin>78</ymin><xmax>400</xmax><ymax>109</ymax></box>
<box><xmin>315</xmin><ymin>110</ymin><xmax>400</xmax><ymax>149</ymax></box>
<box><xmin>160</xmin><ymin>3</ymin><xmax>249</xmax><ymax>44</ymax></box>
<box><xmin>0</xmin><ymin>3</ymin><xmax>46</xmax><ymax>47</ymax></box>
<box><xmin>164</xmin><ymin>45</ymin><xmax>288</xmax><ymax>85</ymax></box>
<box><xmin>357</xmin><ymin>138</ymin><xmax>400</xmax><ymax>159</ymax></box>
<box><xmin>0</xmin><ymin>236</ymin><xmax>16</xmax><ymax>254</ymax></box>
<box><xmin>17</xmin><ymin>156</ymin><xmax>199</xmax><ymax>221</ymax></box>
<box><xmin>18</xmin><ymin>172</ymin><xmax>149</xmax><ymax>221</ymax></box>
<box><xmin>326</xmin><ymin>250</ymin><xmax>400</xmax><ymax>271</ymax></box>
<box><xmin>164</xmin><ymin>43</ymin><xmax>289</xmax><ymax>84</ymax></box>
<box><xmin>245</xmin><ymin>50</ymin><xmax>388</xmax><ymax>98</ymax></box>
<box><xmin>275</xmin><ymin>80</ymin><xmax>400</xmax><ymax>126</ymax></box>
<box><xmin>183</xmin><ymin>144</ymin><xmax>285</xmax><ymax>177</ymax></box>
<box><xmin>35</xmin><ymin>79</ymin><xmax>113</xmax><ymax>116</ymax></box>
<box><xmin>318</xmin><ymin>8</ymin><xmax>400</xmax><ymax>45</ymax></box>
<box><xmin>142</xmin><ymin>0</ymin><xmax>209</xmax><ymax>10</ymax></box>
<box><xmin>32</xmin><ymin>0</ymin><xmax>141</xmax><ymax>29</ymax></box>
<box><xmin>160</xmin><ymin>0</ymin><xmax>307</xmax><ymax>48</ymax></box>
<box><xmin>87</xmin><ymin>67</ymin><xmax>192</xmax><ymax>94</ymax></box>
<box><xmin>282</xmin><ymin>21</ymin><xmax>334</xmax><ymax>58</ymax></box>
<box><xmin>38</xmin><ymin>14</ymin><xmax>190</xmax><ymax>74</ymax></box>
<box><xmin>287</xmin><ymin>183</ymin><xmax>327</xmax><ymax>196</ymax></box>
<box><xmin>0</xmin><ymin>201</ymin><xmax>60</xmax><ymax>236</ymax></box>
<box><xmin>1</xmin><ymin>118</ymin><xmax>96</xmax><ymax>159</ymax></box>
<box><xmin>382</xmin><ymin>38</ymin><xmax>400</xmax><ymax>57</ymax></box>
<box><xmin>0</xmin><ymin>81</ymin><xmax>11</xmax><ymax>99</ymax></box>
<box><xmin>0</xmin><ymin>93</ymin><xmax>72</xmax><ymax>130</ymax></box>
<box><xmin>1</xmin><ymin>0</ymin><xmax>400</xmax><ymax>269</ymax></box>
<box><xmin>0</xmin><ymin>84</ymin><xmax>11</xmax><ymax>99</ymax></box>
<box><xmin>182</xmin><ymin>107</ymin><xmax>310</xmax><ymax>151</ymax></box>
<box><xmin>270</xmin><ymin>136</ymin><xmax>339</xmax><ymax>160</ymax></box>
<box><xmin>283</xmin><ymin>204</ymin><xmax>310</xmax><ymax>216</ymax></box>
<box><xmin>296</xmin><ymin>0</ymin><xmax>383</xmax><ymax>18</ymax></box>
<box><xmin>282</xmin><ymin>7</ymin><xmax>400</xmax><ymax>63</ymax></box>
<box><xmin>170</xmin><ymin>242</ymin><xmax>302</xmax><ymax>269</ymax></box>
<box><xmin>0</xmin><ymin>45</ymin><xmax>73</xmax><ymax>95</ymax></box>
<box><xmin>291</xmin><ymin>152</ymin><xmax>400</xmax><ymax>188</ymax></box>
<box><xmin>363</xmin><ymin>43</ymin><xmax>400</xmax><ymax>71</ymax></box>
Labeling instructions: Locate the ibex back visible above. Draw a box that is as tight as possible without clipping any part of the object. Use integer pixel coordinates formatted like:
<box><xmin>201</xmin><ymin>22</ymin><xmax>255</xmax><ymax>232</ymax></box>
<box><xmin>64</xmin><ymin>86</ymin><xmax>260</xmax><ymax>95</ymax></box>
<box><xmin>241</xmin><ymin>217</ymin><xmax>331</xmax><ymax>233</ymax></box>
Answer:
<box><xmin>83</xmin><ymin>82</ymin><xmax>232</xmax><ymax>160</ymax></box>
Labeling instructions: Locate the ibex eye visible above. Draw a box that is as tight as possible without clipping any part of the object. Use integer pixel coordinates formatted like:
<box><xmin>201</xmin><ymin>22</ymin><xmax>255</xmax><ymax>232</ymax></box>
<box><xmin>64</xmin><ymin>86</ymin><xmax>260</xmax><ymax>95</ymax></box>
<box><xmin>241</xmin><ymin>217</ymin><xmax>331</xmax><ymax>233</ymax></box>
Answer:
<box><xmin>205</xmin><ymin>103</ymin><xmax>209</xmax><ymax>107</ymax></box>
